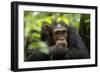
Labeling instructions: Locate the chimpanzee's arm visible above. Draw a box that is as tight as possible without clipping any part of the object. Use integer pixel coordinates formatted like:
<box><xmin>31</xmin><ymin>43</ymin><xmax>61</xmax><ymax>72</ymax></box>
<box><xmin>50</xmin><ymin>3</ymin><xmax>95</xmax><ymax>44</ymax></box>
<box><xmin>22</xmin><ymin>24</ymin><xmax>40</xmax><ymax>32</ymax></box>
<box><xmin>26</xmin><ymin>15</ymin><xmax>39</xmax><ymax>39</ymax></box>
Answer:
<box><xmin>65</xmin><ymin>25</ymin><xmax>89</xmax><ymax>59</ymax></box>
<box><xmin>49</xmin><ymin>45</ymin><xmax>69</xmax><ymax>60</ymax></box>
<box><xmin>64</xmin><ymin>48</ymin><xmax>89</xmax><ymax>59</ymax></box>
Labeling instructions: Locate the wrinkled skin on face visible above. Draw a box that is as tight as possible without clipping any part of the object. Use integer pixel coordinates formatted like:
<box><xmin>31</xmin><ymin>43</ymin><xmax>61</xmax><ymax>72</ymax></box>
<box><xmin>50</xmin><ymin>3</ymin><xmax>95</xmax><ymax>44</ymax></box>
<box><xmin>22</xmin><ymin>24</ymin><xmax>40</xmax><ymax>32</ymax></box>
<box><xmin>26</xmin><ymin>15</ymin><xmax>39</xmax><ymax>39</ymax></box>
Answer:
<box><xmin>52</xmin><ymin>24</ymin><xmax>68</xmax><ymax>48</ymax></box>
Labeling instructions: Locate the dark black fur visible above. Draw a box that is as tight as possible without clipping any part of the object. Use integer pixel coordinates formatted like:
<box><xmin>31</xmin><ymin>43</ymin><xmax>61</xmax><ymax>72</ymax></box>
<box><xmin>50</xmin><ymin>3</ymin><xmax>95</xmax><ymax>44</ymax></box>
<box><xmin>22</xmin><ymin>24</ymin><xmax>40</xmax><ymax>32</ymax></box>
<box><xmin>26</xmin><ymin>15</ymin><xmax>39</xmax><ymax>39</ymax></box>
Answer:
<box><xmin>26</xmin><ymin>21</ymin><xmax>89</xmax><ymax>61</ymax></box>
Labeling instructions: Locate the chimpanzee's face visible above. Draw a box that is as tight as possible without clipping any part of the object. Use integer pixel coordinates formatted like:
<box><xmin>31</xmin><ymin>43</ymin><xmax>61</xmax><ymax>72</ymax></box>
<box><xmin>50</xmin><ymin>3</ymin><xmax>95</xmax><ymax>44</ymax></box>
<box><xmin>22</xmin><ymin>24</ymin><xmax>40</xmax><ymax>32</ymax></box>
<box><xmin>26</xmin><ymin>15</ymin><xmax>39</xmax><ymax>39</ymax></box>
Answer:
<box><xmin>53</xmin><ymin>24</ymin><xmax>67</xmax><ymax>43</ymax></box>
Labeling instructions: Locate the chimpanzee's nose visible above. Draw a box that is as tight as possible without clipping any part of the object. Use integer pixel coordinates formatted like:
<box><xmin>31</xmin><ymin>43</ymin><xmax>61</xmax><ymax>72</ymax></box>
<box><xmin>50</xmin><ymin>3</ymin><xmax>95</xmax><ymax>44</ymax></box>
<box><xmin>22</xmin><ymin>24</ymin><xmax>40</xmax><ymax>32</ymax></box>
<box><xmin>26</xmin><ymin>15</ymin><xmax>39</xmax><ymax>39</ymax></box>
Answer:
<box><xmin>59</xmin><ymin>37</ymin><xmax>64</xmax><ymax>41</ymax></box>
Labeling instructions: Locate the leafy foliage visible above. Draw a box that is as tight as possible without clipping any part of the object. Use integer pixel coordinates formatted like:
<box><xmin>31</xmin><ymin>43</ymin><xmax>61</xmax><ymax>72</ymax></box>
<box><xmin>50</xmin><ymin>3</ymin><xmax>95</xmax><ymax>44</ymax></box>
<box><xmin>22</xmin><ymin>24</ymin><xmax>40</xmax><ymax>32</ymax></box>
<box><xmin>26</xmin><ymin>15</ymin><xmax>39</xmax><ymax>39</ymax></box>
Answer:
<box><xmin>79</xmin><ymin>14</ymin><xmax>90</xmax><ymax>54</ymax></box>
<box><xmin>24</xmin><ymin>11</ymin><xmax>90</xmax><ymax>58</ymax></box>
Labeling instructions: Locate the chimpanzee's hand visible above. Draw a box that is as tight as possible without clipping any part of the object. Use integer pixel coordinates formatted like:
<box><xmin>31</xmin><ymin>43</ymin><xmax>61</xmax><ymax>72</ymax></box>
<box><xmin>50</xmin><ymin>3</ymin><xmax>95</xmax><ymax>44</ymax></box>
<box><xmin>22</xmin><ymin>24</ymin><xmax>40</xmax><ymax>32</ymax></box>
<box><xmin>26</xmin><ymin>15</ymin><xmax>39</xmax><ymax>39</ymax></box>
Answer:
<box><xmin>49</xmin><ymin>45</ymin><xmax>69</xmax><ymax>59</ymax></box>
<box><xmin>56</xmin><ymin>38</ymin><xmax>68</xmax><ymax>48</ymax></box>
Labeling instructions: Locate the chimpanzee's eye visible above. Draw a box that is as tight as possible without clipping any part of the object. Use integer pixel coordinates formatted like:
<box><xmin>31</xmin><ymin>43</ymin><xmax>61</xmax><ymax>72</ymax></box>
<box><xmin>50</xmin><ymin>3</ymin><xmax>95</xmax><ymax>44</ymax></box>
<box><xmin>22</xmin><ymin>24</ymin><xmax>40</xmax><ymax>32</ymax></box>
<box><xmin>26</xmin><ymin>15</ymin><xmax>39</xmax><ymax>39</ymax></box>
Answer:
<box><xmin>62</xmin><ymin>30</ymin><xmax>66</xmax><ymax>34</ymax></box>
<box><xmin>55</xmin><ymin>31</ymin><xmax>59</xmax><ymax>35</ymax></box>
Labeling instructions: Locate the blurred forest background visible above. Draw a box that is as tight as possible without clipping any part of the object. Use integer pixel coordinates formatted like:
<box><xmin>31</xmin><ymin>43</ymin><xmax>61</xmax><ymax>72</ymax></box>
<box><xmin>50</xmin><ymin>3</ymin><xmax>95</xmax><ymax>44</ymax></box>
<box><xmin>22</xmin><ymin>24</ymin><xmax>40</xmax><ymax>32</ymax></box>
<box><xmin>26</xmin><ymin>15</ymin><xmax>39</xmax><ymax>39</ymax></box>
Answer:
<box><xmin>24</xmin><ymin>11</ymin><xmax>90</xmax><ymax>60</ymax></box>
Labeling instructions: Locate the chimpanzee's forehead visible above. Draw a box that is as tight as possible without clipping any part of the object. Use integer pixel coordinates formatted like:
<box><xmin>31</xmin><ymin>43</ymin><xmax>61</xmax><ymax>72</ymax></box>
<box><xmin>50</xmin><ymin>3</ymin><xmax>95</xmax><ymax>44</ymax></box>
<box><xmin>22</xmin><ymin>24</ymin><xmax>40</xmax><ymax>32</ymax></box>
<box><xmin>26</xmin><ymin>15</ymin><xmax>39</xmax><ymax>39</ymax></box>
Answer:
<box><xmin>56</xmin><ymin>24</ymin><xmax>63</xmax><ymax>27</ymax></box>
<box><xmin>52</xmin><ymin>24</ymin><xmax>67</xmax><ymax>32</ymax></box>
<box><xmin>54</xmin><ymin>24</ymin><xmax>66</xmax><ymax>29</ymax></box>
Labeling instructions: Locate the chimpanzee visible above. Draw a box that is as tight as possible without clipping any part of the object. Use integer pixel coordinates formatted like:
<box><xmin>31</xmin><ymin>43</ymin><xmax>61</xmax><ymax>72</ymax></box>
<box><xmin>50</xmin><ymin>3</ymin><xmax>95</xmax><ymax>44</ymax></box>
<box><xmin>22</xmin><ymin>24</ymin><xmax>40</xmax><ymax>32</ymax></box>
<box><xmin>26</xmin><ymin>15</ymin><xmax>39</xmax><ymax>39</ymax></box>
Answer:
<box><xmin>26</xmin><ymin>21</ymin><xmax>89</xmax><ymax>61</ymax></box>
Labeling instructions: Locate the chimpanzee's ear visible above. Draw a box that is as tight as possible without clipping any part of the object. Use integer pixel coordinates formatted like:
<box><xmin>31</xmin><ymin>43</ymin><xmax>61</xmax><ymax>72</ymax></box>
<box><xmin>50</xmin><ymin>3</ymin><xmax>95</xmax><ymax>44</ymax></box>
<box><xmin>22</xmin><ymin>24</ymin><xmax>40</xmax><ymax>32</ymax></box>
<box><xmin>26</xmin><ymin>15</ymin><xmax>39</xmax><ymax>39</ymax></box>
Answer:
<box><xmin>42</xmin><ymin>21</ymin><xmax>50</xmax><ymax>29</ymax></box>
<box><xmin>65</xmin><ymin>24</ymin><xmax>68</xmax><ymax>28</ymax></box>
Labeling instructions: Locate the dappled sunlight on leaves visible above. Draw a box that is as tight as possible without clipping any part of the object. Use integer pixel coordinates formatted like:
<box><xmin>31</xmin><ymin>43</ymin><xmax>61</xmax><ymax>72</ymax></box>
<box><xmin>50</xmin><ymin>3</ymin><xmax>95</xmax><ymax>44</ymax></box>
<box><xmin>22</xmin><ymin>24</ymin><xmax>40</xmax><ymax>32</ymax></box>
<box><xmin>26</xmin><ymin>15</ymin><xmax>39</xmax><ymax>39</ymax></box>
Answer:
<box><xmin>24</xmin><ymin>11</ymin><xmax>90</xmax><ymax>56</ymax></box>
